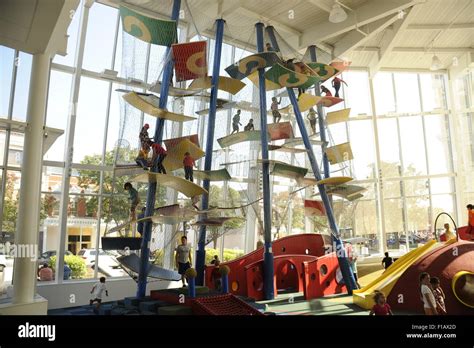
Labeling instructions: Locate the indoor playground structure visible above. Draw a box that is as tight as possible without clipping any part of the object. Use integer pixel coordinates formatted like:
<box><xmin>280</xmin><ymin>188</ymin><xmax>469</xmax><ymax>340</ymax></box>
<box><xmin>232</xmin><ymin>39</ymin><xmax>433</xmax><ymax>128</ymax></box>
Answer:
<box><xmin>91</xmin><ymin>1</ymin><xmax>473</xmax><ymax>316</ymax></box>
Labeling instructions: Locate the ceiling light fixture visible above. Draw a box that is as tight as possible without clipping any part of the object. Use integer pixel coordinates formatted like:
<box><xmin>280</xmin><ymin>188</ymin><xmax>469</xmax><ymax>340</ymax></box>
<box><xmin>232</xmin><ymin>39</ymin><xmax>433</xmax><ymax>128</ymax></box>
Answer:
<box><xmin>329</xmin><ymin>1</ymin><xmax>348</xmax><ymax>23</ymax></box>
<box><xmin>430</xmin><ymin>54</ymin><xmax>443</xmax><ymax>71</ymax></box>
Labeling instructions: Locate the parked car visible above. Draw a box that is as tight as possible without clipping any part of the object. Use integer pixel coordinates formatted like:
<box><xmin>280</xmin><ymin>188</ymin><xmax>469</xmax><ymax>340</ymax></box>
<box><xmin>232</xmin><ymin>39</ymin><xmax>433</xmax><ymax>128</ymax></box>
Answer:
<box><xmin>78</xmin><ymin>248</ymin><xmax>127</xmax><ymax>277</ymax></box>
<box><xmin>37</xmin><ymin>250</ymin><xmax>73</xmax><ymax>264</ymax></box>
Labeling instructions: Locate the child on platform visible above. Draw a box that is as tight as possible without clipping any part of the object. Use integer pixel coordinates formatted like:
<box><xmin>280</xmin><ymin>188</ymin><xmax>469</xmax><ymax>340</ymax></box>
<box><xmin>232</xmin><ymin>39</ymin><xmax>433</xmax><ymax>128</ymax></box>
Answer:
<box><xmin>369</xmin><ymin>291</ymin><xmax>393</xmax><ymax>316</ymax></box>
<box><xmin>467</xmin><ymin>204</ymin><xmax>474</xmax><ymax>239</ymax></box>
<box><xmin>231</xmin><ymin>110</ymin><xmax>242</xmax><ymax>135</ymax></box>
<box><xmin>135</xmin><ymin>144</ymin><xmax>150</xmax><ymax>170</ymax></box>
<box><xmin>183</xmin><ymin>152</ymin><xmax>195</xmax><ymax>182</ymax></box>
<box><xmin>307</xmin><ymin>108</ymin><xmax>317</xmax><ymax>135</ymax></box>
<box><xmin>332</xmin><ymin>76</ymin><xmax>348</xmax><ymax>98</ymax></box>
<box><xmin>139</xmin><ymin>123</ymin><xmax>152</xmax><ymax>149</ymax></box>
<box><xmin>244</xmin><ymin>119</ymin><xmax>254</xmax><ymax>131</ymax></box>
<box><xmin>151</xmin><ymin>142</ymin><xmax>167</xmax><ymax>174</ymax></box>
<box><xmin>271</xmin><ymin>97</ymin><xmax>282</xmax><ymax>123</ymax></box>
<box><xmin>321</xmin><ymin>85</ymin><xmax>332</xmax><ymax>97</ymax></box>
<box><xmin>430</xmin><ymin>277</ymin><xmax>447</xmax><ymax>314</ymax></box>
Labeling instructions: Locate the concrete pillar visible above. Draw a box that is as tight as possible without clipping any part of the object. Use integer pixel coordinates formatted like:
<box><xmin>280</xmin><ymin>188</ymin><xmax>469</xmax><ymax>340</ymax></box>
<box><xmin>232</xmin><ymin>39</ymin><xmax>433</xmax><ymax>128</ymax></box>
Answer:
<box><xmin>13</xmin><ymin>53</ymin><xmax>51</xmax><ymax>304</ymax></box>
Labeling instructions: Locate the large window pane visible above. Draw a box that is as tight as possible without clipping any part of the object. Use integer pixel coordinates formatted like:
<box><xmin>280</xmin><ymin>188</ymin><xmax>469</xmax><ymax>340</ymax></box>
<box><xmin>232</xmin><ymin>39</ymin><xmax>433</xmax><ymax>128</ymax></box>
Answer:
<box><xmin>73</xmin><ymin>77</ymin><xmax>109</xmax><ymax>163</ymax></box>
<box><xmin>377</xmin><ymin>118</ymin><xmax>401</xmax><ymax>177</ymax></box>
<box><xmin>424</xmin><ymin>115</ymin><xmax>452</xmax><ymax>174</ymax></box>
<box><xmin>44</xmin><ymin>70</ymin><xmax>73</xmax><ymax>161</ymax></box>
<box><xmin>394</xmin><ymin>73</ymin><xmax>421</xmax><ymax>113</ymax></box>
<box><xmin>2</xmin><ymin>170</ymin><xmax>21</xmax><ymax>233</ymax></box>
<box><xmin>0</xmin><ymin>46</ymin><xmax>14</xmax><ymax>117</ymax></box>
<box><xmin>373</xmin><ymin>72</ymin><xmax>395</xmax><ymax>115</ymax></box>
<box><xmin>420</xmin><ymin>74</ymin><xmax>447</xmax><ymax>112</ymax></box>
<box><xmin>52</xmin><ymin>5</ymin><xmax>82</xmax><ymax>66</ymax></box>
<box><xmin>348</xmin><ymin>120</ymin><xmax>376</xmax><ymax>179</ymax></box>
<box><xmin>12</xmin><ymin>52</ymin><xmax>33</xmax><ymax>122</ymax></box>
<box><xmin>82</xmin><ymin>3</ymin><xmax>118</xmax><ymax>72</ymax></box>
<box><xmin>343</xmin><ymin>71</ymin><xmax>371</xmax><ymax>116</ymax></box>
<box><xmin>399</xmin><ymin>116</ymin><xmax>427</xmax><ymax>176</ymax></box>
<box><xmin>7</xmin><ymin>132</ymin><xmax>24</xmax><ymax>168</ymax></box>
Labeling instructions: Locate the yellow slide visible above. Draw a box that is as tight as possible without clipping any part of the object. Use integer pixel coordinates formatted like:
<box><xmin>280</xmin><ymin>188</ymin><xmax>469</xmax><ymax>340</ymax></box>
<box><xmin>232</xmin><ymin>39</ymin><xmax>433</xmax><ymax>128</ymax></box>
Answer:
<box><xmin>353</xmin><ymin>239</ymin><xmax>456</xmax><ymax>309</ymax></box>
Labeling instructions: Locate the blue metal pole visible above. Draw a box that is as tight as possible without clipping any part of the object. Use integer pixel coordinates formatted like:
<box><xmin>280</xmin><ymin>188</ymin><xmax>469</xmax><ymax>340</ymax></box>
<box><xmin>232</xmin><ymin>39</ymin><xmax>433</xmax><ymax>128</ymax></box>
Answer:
<box><xmin>308</xmin><ymin>45</ymin><xmax>330</xmax><ymax>179</ymax></box>
<box><xmin>266</xmin><ymin>27</ymin><xmax>357</xmax><ymax>293</ymax></box>
<box><xmin>188</xmin><ymin>277</ymin><xmax>196</xmax><ymax>298</ymax></box>
<box><xmin>136</xmin><ymin>0</ymin><xmax>181</xmax><ymax>299</ymax></box>
<box><xmin>256</xmin><ymin>22</ymin><xmax>274</xmax><ymax>300</ymax></box>
<box><xmin>221</xmin><ymin>273</ymin><xmax>229</xmax><ymax>294</ymax></box>
<box><xmin>195</xmin><ymin>19</ymin><xmax>226</xmax><ymax>285</ymax></box>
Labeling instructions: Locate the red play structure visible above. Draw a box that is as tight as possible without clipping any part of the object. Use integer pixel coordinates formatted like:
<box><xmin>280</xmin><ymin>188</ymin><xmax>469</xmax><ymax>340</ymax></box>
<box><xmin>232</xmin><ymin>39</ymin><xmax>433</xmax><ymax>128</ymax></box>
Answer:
<box><xmin>205</xmin><ymin>234</ymin><xmax>348</xmax><ymax>300</ymax></box>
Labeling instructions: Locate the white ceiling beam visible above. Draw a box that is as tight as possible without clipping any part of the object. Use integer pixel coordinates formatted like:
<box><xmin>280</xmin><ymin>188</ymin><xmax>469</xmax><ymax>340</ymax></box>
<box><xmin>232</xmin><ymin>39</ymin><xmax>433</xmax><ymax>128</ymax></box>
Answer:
<box><xmin>308</xmin><ymin>0</ymin><xmax>332</xmax><ymax>13</ymax></box>
<box><xmin>407</xmin><ymin>23</ymin><xmax>474</xmax><ymax>30</ymax></box>
<box><xmin>333</xmin><ymin>14</ymin><xmax>400</xmax><ymax>59</ymax></box>
<box><xmin>300</xmin><ymin>0</ymin><xmax>423</xmax><ymax>47</ymax></box>
<box><xmin>356</xmin><ymin>46</ymin><xmax>474</xmax><ymax>53</ymax></box>
<box><xmin>369</xmin><ymin>6</ymin><xmax>417</xmax><ymax>77</ymax></box>
<box><xmin>236</xmin><ymin>7</ymin><xmax>302</xmax><ymax>38</ymax></box>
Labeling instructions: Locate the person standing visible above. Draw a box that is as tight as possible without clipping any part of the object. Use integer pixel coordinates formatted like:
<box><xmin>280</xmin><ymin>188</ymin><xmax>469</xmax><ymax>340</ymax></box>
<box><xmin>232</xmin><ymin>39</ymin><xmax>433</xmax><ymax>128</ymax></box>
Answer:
<box><xmin>124</xmin><ymin>182</ymin><xmax>140</xmax><ymax>221</ymax></box>
<box><xmin>420</xmin><ymin>272</ymin><xmax>438</xmax><ymax>315</ymax></box>
<box><xmin>467</xmin><ymin>204</ymin><xmax>474</xmax><ymax>239</ymax></box>
<box><xmin>332</xmin><ymin>76</ymin><xmax>348</xmax><ymax>98</ymax></box>
<box><xmin>442</xmin><ymin>223</ymin><xmax>455</xmax><ymax>241</ymax></box>
<box><xmin>430</xmin><ymin>277</ymin><xmax>447</xmax><ymax>314</ymax></box>
<box><xmin>139</xmin><ymin>123</ymin><xmax>152</xmax><ymax>149</ymax></box>
<box><xmin>270</xmin><ymin>97</ymin><xmax>282</xmax><ymax>123</ymax></box>
<box><xmin>307</xmin><ymin>107</ymin><xmax>317</xmax><ymax>135</ymax></box>
<box><xmin>381</xmin><ymin>251</ymin><xmax>393</xmax><ymax>270</ymax></box>
<box><xmin>183</xmin><ymin>152</ymin><xmax>195</xmax><ymax>182</ymax></box>
<box><xmin>175</xmin><ymin>236</ymin><xmax>192</xmax><ymax>287</ymax></box>
<box><xmin>231</xmin><ymin>110</ymin><xmax>242</xmax><ymax>135</ymax></box>
<box><xmin>151</xmin><ymin>142</ymin><xmax>167</xmax><ymax>174</ymax></box>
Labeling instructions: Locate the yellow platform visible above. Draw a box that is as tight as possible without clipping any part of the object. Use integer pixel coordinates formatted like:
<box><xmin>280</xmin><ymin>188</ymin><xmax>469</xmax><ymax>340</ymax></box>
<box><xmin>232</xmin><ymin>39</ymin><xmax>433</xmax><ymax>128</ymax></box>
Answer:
<box><xmin>316</xmin><ymin>176</ymin><xmax>353</xmax><ymax>186</ymax></box>
<box><xmin>122</xmin><ymin>92</ymin><xmax>195</xmax><ymax>122</ymax></box>
<box><xmin>247</xmin><ymin>71</ymin><xmax>281</xmax><ymax>91</ymax></box>
<box><xmin>189</xmin><ymin>76</ymin><xmax>246</xmax><ymax>95</ymax></box>
<box><xmin>131</xmin><ymin>172</ymin><xmax>207</xmax><ymax>198</ymax></box>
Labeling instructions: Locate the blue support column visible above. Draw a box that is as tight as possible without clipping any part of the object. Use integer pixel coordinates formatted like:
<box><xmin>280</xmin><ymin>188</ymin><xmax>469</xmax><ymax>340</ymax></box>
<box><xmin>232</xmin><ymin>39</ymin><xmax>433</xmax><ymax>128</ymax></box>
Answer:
<box><xmin>266</xmin><ymin>27</ymin><xmax>357</xmax><ymax>293</ymax></box>
<box><xmin>256</xmin><ymin>22</ymin><xmax>275</xmax><ymax>300</ymax></box>
<box><xmin>195</xmin><ymin>19</ymin><xmax>226</xmax><ymax>285</ymax></box>
<box><xmin>136</xmin><ymin>0</ymin><xmax>181</xmax><ymax>298</ymax></box>
<box><xmin>308</xmin><ymin>45</ymin><xmax>330</xmax><ymax>179</ymax></box>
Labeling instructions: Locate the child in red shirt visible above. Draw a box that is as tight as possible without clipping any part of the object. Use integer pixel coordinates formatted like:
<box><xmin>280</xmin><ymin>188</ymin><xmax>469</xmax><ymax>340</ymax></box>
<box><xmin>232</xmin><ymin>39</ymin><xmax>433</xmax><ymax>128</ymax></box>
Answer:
<box><xmin>183</xmin><ymin>152</ymin><xmax>195</xmax><ymax>182</ymax></box>
<box><xmin>151</xmin><ymin>143</ymin><xmax>167</xmax><ymax>174</ymax></box>
<box><xmin>369</xmin><ymin>291</ymin><xmax>393</xmax><ymax>316</ymax></box>
<box><xmin>320</xmin><ymin>85</ymin><xmax>332</xmax><ymax>97</ymax></box>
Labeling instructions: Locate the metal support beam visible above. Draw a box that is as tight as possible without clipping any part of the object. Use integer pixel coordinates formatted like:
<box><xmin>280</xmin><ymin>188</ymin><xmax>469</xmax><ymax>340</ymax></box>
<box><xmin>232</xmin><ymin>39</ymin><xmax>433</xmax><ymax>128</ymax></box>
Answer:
<box><xmin>137</xmin><ymin>0</ymin><xmax>181</xmax><ymax>298</ymax></box>
<box><xmin>256</xmin><ymin>22</ymin><xmax>274</xmax><ymax>300</ymax></box>
<box><xmin>309</xmin><ymin>45</ymin><xmax>330</xmax><ymax>179</ymax></box>
<box><xmin>301</xmin><ymin>0</ymin><xmax>421</xmax><ymax>47</ymax></box>
<box><xmin>195</xmin><ymin>18</ymin><xmax>226</xmax><ymax>286</ymax></box>
<box><xmin>267</xmin><ymin>27</ymin><xmax>357</xmax><ymax>293</ymax></box>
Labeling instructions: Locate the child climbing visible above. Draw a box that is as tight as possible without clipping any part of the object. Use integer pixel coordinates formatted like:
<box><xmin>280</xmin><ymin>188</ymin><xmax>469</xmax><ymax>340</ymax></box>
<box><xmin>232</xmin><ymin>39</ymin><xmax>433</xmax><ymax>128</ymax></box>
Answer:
<box><xmin>231</xmin><ymin>110</ymin><xmax>242</xmax><ymax>135</ymax></box>
<box><xmin>284</xmin><ymin>58</ymin><xmax>296</xmax><ymax>71</ymax></box>
<box><xmin>332</xmin><ymin>76</ymin><xmax>348</xmax><ymax>98</ymax></box>
<box><xmin>244</xmin><ymin>118</ymin><xmax>254</xmax><ymax>131</ymax></box>
<box><xmin>271</xmin><ymin>97</ymin><xmax>282</xmax><ymax>123</ymax></box>
<box><xmin>139</xmin><ymin>123</ymin><xmax>152</xmax><ymax>149</ymax></box>
<box><xmin>124</xmin><ymin>182</ymin><xmax>140</xmax><ymax>221</ymax></box>
<box><xmin>135</xmin><ymin>144</ymin><xmax>150</xmax><ymax>170</ymax></box>
<box><xmin>265</xmin><ymin>43</ymin><xmax>274</xmax><ymax>52</ymax></box>
<box><xmin>307</xmin><ymin>107</ymin><xmax>317</xmax><ymax>135</ymax></box>
<box><xmin>183</xmin><ymin>152</ymin><xmax>195</xmax><ymax>182</ymax></box>
<box><xmin>320</xmin><ymin>85</ymin><xmax>332</xmax><ymax>96</ymax></box>
<box><xmin>151</xmin><ymin>142</ymin><xmax>167</xmax><ymax>174</ymax></box>
<box><xmin>369</xmin><ymin>291</ymin><xmax>393</xmax><ymax>316</ymax></box>
<box><xmin>90</xmin><ymin>277</ymin><xmax>108</xmax><ymax>309</ymax></box>
<box><xmin>430</xmin><ymin>277</ymin><xmax>447</xmax><ymax>314</ymax></box>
